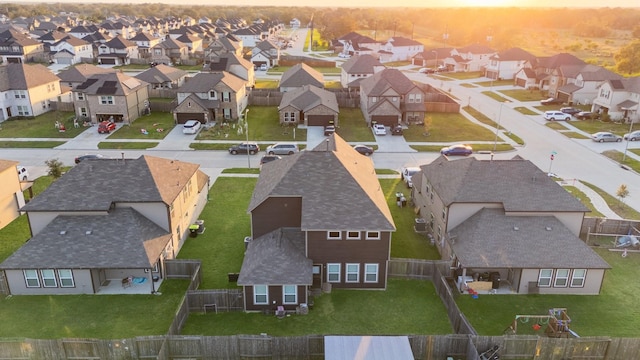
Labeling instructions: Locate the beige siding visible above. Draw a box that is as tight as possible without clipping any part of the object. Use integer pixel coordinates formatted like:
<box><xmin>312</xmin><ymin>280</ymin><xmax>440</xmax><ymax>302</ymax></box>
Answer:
<box><xmin>0</xmin><ymin>165</ymin><xmax>23</xmax><ymax>230</ymax></box>
<box><xmin>5</xmin><ymin>269</ymin><xmax>93</xmax><ymax>295</ymax></box>
<box><xmin>519</xmin><ymin>268</ymin><xmax>605</xmax><ymax>295</ymax></box>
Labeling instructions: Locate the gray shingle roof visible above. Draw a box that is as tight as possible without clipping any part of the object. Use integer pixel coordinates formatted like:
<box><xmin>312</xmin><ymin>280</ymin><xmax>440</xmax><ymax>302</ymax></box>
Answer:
<box><xmin>0</xmin><ymin>207</ymin><xmax>170</xmax><ymax>269</ymax></box>
<box><xmin>279</xmin><ymin>85</ymin><xmax>339</xmax><ymax>113</ymax></box>
<box><xmin>178</xmin><ymin>71</ymin><xmax>245</xmax><ymax>93</ymax></box>
<box><xmin>249</xmin><ymin>134</ymin><xmax>395</xmax><ymax>231</ymax></box>
<box><xmin>421</xmin><ymin>156</ymin><xmax>589</xmax><ymax>212</ymax></box>
<box><xmin>280</xmin><ymin>63</ymin><xmax>324</xmax><ymax>89</ymax></box>
<box><xmin>341</xmin><ymin>54</ymin><xmax>384</xmax><ymax>74</ymax></box>
<box><xmin>22</xmin><ymin>155</ymin><xmax>202</xmax><ymax>212</ymax></box>
<box><xmin>57</xmin><ymin>64</ymin><xmax>115</xmax><ymax>84</ymax></box>
<box><xmin>0</xmin><ymin>63</ymin><xmax>60</xmax><ymax>91</ymax></box>
<box><xmin>450</xmin><ymin>208</ymin><xmax>609</xmax><ymax>269</ymax></box>
<box><xmin>237</xmin><ymin>228</ymin><xmax>312</xmax><ymax>285</ymax></box>
<box><xmin>135</xmin><ymin>64</ymin><xmax>188</xmax><ymax>84</ymax></box>
<box><xmin>75</xmin><ymin>72</ymin><xmax>147</xmax><ymax>96</ymax></box>
<box><xmin>359</xmin><ymin>68</ymin><xmax>417</xmax><ymax>97</ymax></box>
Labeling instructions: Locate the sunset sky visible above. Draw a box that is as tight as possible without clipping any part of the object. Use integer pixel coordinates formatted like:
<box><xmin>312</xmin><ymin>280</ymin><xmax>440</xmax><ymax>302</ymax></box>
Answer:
<box><xmin>16</xmin><ymin>0</ymin><xmax>640</xmax><ymax>7</ymax></box>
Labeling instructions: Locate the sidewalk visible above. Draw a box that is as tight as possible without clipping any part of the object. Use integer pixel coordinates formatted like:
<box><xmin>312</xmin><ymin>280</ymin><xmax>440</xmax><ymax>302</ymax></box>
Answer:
<box><xmin>559</xmin><ymin>179</ymin><xmax>621</xmax><ymax>219</ymax></box>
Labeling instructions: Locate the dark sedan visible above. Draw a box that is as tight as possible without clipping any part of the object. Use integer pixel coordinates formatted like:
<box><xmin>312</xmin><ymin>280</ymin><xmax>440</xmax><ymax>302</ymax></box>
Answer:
<box><xmin>440</xmin><ymin>144</ymin><xmax>473</xmax><ymax>156</ymax></box>
<box><xmin>560</xmin><ymin>107</ymin><xmax>581</xmax><ymax>115</ymax></box>
<box><xmin>353</xmin><ymin>144</ymin><xmax>374</xmax><ymax>156</ymax></box>
<box><xmin>575</xmin><ymin>111</ymin><xmax>598</xmax><ymax>120</ymax></box>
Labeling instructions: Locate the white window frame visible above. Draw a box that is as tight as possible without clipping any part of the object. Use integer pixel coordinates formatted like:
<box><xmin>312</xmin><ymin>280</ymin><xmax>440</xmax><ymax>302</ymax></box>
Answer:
<box><xmin>24</xmin><ymin>269</ymin><xmax>40</xmax><ymax>287</ymax></box>
<box><xmin>554</xmin><ymin>269</ymin><xmax>570</xmax><ymax>287</ymax></box>
<box><xmin>327</xmin><ymin>263</ymin><xmax>341</xmax><ymax>283</ymax></box>
<box><xmin>365</xmin><ymin>231</ymin><xmax>380</xmax><ymax>240</ymax></box>
<box><xmin>346</xmin><ymin>231</ymin><xmax>360</xmax><ymax>240</ymax></box>
<box><xmin>283</xmin><ymin>285</ymin><xmax>297</xmax><ymax>304</ymax></box>
<box><xmin>538</xmin><ymin>269</ymin><xmax>553</xmax><ymax>287</ymax></box>
<box><xmin>100</xmin><ymin>96</ymin><xmax>114</xmax><ymax>105</ymax></box>
<box><xmin>442</xmin><ymin>207</ymin><xmax>446</xmax><ymax>220</ymax></box>
<box><xmin>253</xmin><ymin>285</ymin><xmax>268</xmax><ymax>305</ymax></box>
<box><xmin>346</xmin><ymin>263</ymin><xmax>360</xmax><ymax>283</ymax></box>
<box><xmin>416</xmin><ymin>93</ymin><xmax>422</xmax><ymax>103</ymax></box>
<box><xmin>327</xmin><ymin>231</ymin><xmax>341</xmax><ymax>240</ymax></box>
<box><xmin>364</xmin><ymin>263</ymin><xmax>379</xmax><ymax>283</ymax></box>
<box><xmin>570</xmin><ymin>269</ymin><xmax>586</xmax><ymax>287</ymax></box>
<box><xmin>208</xmin><ymin>90</ymin><xmax>217</xmax><ymax>99</ymax></box>
<box><xmin>80</xmin><ymin>107</ymin><xmax>87</xmax><ymax>117</ymax></box>
<box><xmin>76</xmin><ymin>93</ymin><xmax>84</xmax><ymax>101</ymax></box>
<box><xmin>58</xmin><ymin>269</ymin><xmax>75</xmax><ymax>287</ymax></box>
<box><xmin>41</xmin><ymin>269</ymin><xmax>57</xmax><ymax>287</ymax></box>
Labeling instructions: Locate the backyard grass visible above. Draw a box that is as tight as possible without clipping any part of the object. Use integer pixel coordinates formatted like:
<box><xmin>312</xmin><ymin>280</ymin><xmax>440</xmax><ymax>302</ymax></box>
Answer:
<box><xmin>334</xmin><ymin>108</ymin><xmax>375</xmax><ymax>143</ymax></box>
<box><xmin>325</xmin><ymin>80</ymin><xmax>342</xmax><ymax>89</ymax></box>
<box><xmin>581</xmin><ymin>181</ymin><xmax>640</xmax><ymax>220</ymax></box>
<box><xmin>499</xmin><ymin>89</ymin><xmax>546</xmax><ymax>102</ymax></box>
<box><xmin>457</xmin><ymin>249</ymin><xmax>640</xmax><ymax>337</ymax></box>
<box><xmin>196</xmin><ymin>106</ymin><xmax>307</xmax><ymax>142</ymax></box>
<box><xmin>0</xmin><ymin>140</ymin><xmax>65</xmax><ymax>148</ymax></box>
<box><xmin>481</xmin><ymin>91</ymin><xmax>510</xmax><ymax>102</ymax></box>
<box><xmin>602</xmin><ymin>150</ymin><xmax>640</xmax><ymax>174</ymax></box>
<box><xmin>254</xmin><ymin>79</ymin><xmax>279</xmax><ymax>89</ymax></box>
<box><xmin>107</xmin><ymin>112</ymin><xmax>175</xmax><ymax>140</ymax></box>
<box><xmin>403</xmin><ymin>113</ymin><xmax>497</xmax><ymax>142</ymax></box>
<box><xmin>98</xmin><ymin>142</ymin><xmax>159</xmax><ymax>149</ymax></box>
<box><xmin>181</xmin><ymin>278</ymin><xmax>452</xmax><ymax>336</ymax></box>
<box><xmin>0</xmin><ymin>111</ymin><xmax>83</xmax><ymax>138</ymax></box>
<box><xmin>514</xmin><ymin>106</ymin><xmax>539</xmax><ymax>115</ymax></box>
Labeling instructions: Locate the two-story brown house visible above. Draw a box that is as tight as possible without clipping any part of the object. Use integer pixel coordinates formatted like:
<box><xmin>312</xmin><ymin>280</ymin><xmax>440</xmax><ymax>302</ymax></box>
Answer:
<box><xmin>238</xmin><ymin>134</ymin><xmax>395</xmax><ymax>312</ymax></box>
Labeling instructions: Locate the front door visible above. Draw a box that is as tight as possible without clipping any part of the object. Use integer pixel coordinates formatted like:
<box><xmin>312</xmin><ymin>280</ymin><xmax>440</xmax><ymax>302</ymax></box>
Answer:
<box><xmin>312</xmin><ymin>264</ymin><xmax>322</xmax><ymax>289</ymax></box>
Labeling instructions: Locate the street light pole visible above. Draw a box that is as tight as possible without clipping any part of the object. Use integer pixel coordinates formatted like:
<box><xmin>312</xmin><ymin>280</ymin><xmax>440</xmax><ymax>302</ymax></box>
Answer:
<box><xmin>622</xmin><ymin>119</ymin><xmax>634</xmax><ymax>163</ymax></box>
<box><xmin>244</xmin><ymin>109</ymin><xmax>250</xmax><ymax>169</ymax></box>
<box><xmin>431</xmin><ymin>50</ymin><xmax>438</xmax><ymax>72</ymax></box>
<box><xmin>493</xmin><ymin>101</ymin><xmax>509</xmax><ymax>152</ymax></box>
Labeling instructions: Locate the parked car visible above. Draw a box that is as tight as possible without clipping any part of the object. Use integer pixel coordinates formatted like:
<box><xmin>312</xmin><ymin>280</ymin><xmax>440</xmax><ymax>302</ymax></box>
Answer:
<box><xmin>266</xmin><ymin>142</ymin><xmax>299</xmax><ymax>155</ymax></box>
<box><xmin>401</xmin><ymin>167</ymin><xmax>421</xmax><ymax>188</ymax></box>
<box><xmin>391</xmin><ymin>125</ymin><xmax>403</xmax><ymax>135</ymax></box>
<box><xmin>74</xmin><ymin>154</ymin><xmax>104</xmax><ymax>164</ymax></box>
<box><xmin>229</xmin><ymin>142</ymin><xmax>260</xmax><ymax>155</ymax></box>
<box><xmin>259</xmin><ymin>155</ymin><xmax>281</xmax><ymax>166</ymax></box>
<box><xmin>440</xmin><ymin>144</ymin><xmax>473</xmax><ymax>156</ymax></box>
<box><xmin>624</xmin><ymin>130</ymin><xmax>640</xmax><ymax>141</ymax></box>
<box><xmin>259</xmin><ymin>64</ymin><xmax>268</xmax><ymax>71</ymax></box>
<box><xmin>541</xmin><ymin>97</ymin><xmax>562</xmax><ymax>105</ymax></box>
<box><xmin>575</xmin><ymin>111</ymin><xmax>598</xmax><ymax>120</ymax></box>
<box><xmin>591</xmin><ymin>132</ymin><xmax>622</xmax><ymax>143</ymax></box>
<box><xmin>324</xmin><ymin>125</ymin><xmax>336</xmax><ymax>136</ymax></box>
<box><xmin>97</xmin><ymin>121</ymin><xmax>116</xmax><ymax>134</ymax></box>
<box><xmin>373</xmin><ymin>124</ymin><xmax>387</xmax><ymax>135</ymax></box>
<box><xmin>353</xmin><ymin>144</ymin><xmax>374</xmax><ymax>156</ymax></box>
<box><xmin>16</xmin><ymin>166</ymin><xmax>29</xmax><ymax>181</ymax></box>
<box><xmin>418</xmin><ymin>68</ymin><xmax>435</xmax><ymax>74</ymax></box>
<box><xmin>338</xmin><ymin>53</ymin><xmax>351</xmax><ymax>58</ymax></box>
<box><xmin>560</xmin><ymin>107</ymin><xmax>581</xmax><ymax>115</ymax></box>
<box><xmin>543</xmin><ymin>111</ymin><xmax>571</xmax><ymax>121</ymax></box>
<box><xmin>182</xmin><ymin>120</ymin><xmax>201</xmax><ymax>134</ymax></box>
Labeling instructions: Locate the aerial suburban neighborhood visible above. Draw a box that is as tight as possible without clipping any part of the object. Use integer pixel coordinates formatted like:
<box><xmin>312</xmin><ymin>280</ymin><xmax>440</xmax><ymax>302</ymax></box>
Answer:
<box><xmin>0</xmin><ymin>3</ymin><xmax>639</xmax><ymax>359</ymax></box>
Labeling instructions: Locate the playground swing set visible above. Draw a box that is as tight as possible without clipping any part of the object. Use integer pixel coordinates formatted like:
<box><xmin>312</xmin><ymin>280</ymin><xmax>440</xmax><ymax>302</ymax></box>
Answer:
<box><xmin>504</xmin><ymin>308</ymin><xmax>579</xmax><ymax>338</ymax></box>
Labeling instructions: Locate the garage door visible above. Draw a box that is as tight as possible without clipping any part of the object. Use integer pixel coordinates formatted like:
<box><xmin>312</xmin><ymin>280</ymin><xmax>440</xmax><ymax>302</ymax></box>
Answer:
<box><xmin>176</xmin><ymin>112</ymin><xmax>205</xmax><ymax>124</ymax></box>
<box><xmin>100</xmin><ymin>58</ymin><xmax>116</xmax><ymax>65</ymax></box>
<box><xmin>307</xmin><ymin>115</ymin><xmax>334</xmax><ymax>126</ymax></box>
<box><xmin>97</xmin><ymin>114</ymin><xmax>123</xmax><ymax>122</ymax></box>
<box><xmin>371</xmin><ymin>115</ymin><xmax>398</xmax><ymax>127</ymax></box>
<box><xmin>515</xmin><ymin>78</ymin><xmax>526</xmax><ymax>88</ymax></box>
<box><xmin>57</xmin><ymin>57</ymin><xmax>73</xmax><ymax>65</ymax></box>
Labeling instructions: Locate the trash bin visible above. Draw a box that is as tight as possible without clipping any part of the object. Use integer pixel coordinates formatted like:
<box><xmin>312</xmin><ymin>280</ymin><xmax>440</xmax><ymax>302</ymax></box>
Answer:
<box><xmin>490</xmin><ymin>272</ymin><xmax>501</xmax><ymax>289</ymax></box>
<box><xmin>189</xmin><ymin>224</ymin><xmax>199</xmax><ymax>238</ymax></box>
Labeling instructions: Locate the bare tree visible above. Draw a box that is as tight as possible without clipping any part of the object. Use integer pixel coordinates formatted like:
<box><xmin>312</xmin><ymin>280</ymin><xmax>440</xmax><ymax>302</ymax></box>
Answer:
<box><xmin>616</xmin><ymin>184</ymin><xmax>629</xmax><ymax>205</ymax></box>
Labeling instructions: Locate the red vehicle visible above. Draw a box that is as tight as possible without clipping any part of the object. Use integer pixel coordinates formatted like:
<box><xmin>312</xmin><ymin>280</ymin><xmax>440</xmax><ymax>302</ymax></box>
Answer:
<box><xmin>97</xmin><ymin>121</ymin><xmax>116</xmax><ymax>134</ymax></box>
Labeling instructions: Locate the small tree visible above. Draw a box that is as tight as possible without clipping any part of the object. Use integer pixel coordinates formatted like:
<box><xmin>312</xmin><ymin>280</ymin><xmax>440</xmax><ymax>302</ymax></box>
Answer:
<box><xmin>616</xmin><ymin>184</ymin><xmax>629</xmax><ymax>205</ymax></box>
<box><xmin>423</xmin><ymin>116</ymin><xmax>433</xmax><ymax>136</ymax></box>
<box><xmin>45</xmin><ymin>158</ymin><xmax>64</xmax><ymax>179</ymax></box>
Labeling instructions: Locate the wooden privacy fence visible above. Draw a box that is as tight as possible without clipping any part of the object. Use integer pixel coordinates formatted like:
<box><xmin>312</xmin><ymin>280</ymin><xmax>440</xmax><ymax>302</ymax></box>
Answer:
<box><xmin>186</xmin><ymin>289</ymin><xmax>244</xmax><ymax>313</ymax></box>
<box><xmin>581</xmin><ymin>217</ymin><xmax>640</xmax><ymax>244</ymax></box>
<box><xmin>1</xmin><ymin>334</ymin><xmax>638</xmax><ymax>359</ymax></box>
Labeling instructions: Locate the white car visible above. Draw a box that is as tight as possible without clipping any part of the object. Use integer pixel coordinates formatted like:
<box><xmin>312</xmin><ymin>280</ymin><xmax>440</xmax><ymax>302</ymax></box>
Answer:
<box><xmin>543</xmin><ymin>111</ymin><xmax>570</xmax><ymax>121</ymax></box>
<box><xmin>401</xmin><ymin>167</ymin><xmax>421</xmax><ymax>188</ymax></box>
<box><xmin>373</xmin><ymin>124</ymin><xmax>387</xmax><ymax>135</ymax></box>
<box><xmin>182</xmin><ymin>120</ymin><xmax>202</xmax><ymax>134</ymax></box>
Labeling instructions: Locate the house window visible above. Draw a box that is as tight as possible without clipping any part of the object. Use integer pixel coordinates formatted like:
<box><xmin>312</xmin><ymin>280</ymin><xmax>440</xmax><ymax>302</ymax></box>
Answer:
<box><xmin>42</xmin><ymin>101</ymin><xmax>46</xmax><ymax>110</ymax></box>
<box><xmin>208</xmin><ymin>90</ymin><xmax>217</xmax><ymax>99</ymax></box>
<box><xmin>327</xmin><ymin>231</ymin><xmax>341</xmax><ymax>240</ymax></box>
<box><xmin>372</xmin><ymin>97</ymin><xmax>377</xmax><ymax>103</ymax></box>
<box><xmin>437</xmin><ymin>226</ymin><xmax>442</xmax><ymax>243</ymax></box>
<box><xmin>100</xmin><ymin>96</ymin><xmax>114</xmax><ymax>105</ymax></box>
<box><xmin>346</xmin><ymin>263</ymin><xmax>360</xmax><ymax>283</ymax></box>
<box><xmin>76</xmin><ymin>93</ymin><xmax>84</xmax><ymax>101</ymax></box>
<box><xmin>223</xmin><ymin>91</ymin><xmax>231</xmax><ymax>102</ymax></box>
<box><xmin>41</xmin><ymin>269</ymin><xmax>57</xmax><ymax>287</ymax></box>
<box><xmin>327</xmin><ymin>263</ymin><xmax>341</xmax><ymax>283</ymax></box>
<box><xmin>442</xmin><ymin>207</ymin><xmax>446</xmax><ymax>220</ymax></box>
<box><xmin>80</xmin><ymin>107</ymin><xmax>87</xmax><ymax>117</ymax></box>
<box><xmin>570</xmin><ymin>269</ymin><xmax>586</xmax><ymax>287</ymax></box>
<box><xmin>23</xmin><ymin>269</ymin><xmax>40</xmax><ymax>287</ymax></box>
<box><xmin>392</xmin><ymin>97</ymin><xmax>398</xmax><ymax>102</ymax></box>
<box><xmin>416</xmin><ymin>94</ymin><xmax>422</xmax><ymax>103</ymax></box>
<box><xmin>538</xmin><ymin>269</ymin><xmax>553</xmax><ymax>287</ymax></box>
<box><xmin>346</xmin><ymin>231</ymin><xmax>360</xmax><ymax>240</ymax></box>
<box><xmin>554</xmin><ymin>269</ymin><xmax>569</xmax><ymax>287</ymax></box>
<box><xmin>365</xmin><ymin>231</ymin><xmax>380</xmax><ymax>240</ymax></box>
<box><xmin>224</xmin><ymin>108</ymin><xmax>231</xmax><ymax>119</ymax></box>
<box><xmin>58</xmin><ymin>269</ymin><xmax>74</xmax><ymax>287</ymax></box>
<box><xmin>254</xmin><ymin>285</ymin><xmax>268</xmax><ymax>304</ymax></box>
<box><xmin>283</xmin><ymin>285</ymin><xmax>297</xmax><ymax>304</ymax></box>
<box><xmin>14</xmin><ymin>90</ymin><xmax>25</xmax><ymax>99</ymax></box>
<box><xmin>408</xmin><ymin>94</ymin><xmax>415</xmax><ymax>103</ymax></box>
<box><xmin>17</xmin><ymin>106</ymin><xmax>29</xmax><ymax>116</ymax></box>
<box><xmin>364</xmin><ymin>263</ymin><xmax>379</xmax><ymax>283</ymax></box>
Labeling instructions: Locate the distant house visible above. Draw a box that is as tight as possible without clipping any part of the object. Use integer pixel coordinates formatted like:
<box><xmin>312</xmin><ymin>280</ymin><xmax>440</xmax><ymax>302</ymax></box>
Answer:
<box><xmin>239</xmin><ymin>134</ymin><xmax>395</xmax><ymax>312</ymax></box>
<box><xmin>97</xmin><ymin>35</ymin><xmax>139</xmax><ymax>65</ymax></box>
<box><xmin>135</xmin><ymin>64</ymin><xmax>188</xmax><ymax>89</ymax></box>
<box><xmin>485</xmin><ymin>47</ymin><xmax>536</xmax><ymax>81</ymax></box>
<box><xmin>73</xmin><ymin>72</ymin><xmax>149</xmax><ymax>124</ymax></box>
<box><xmin>204</xmin><ymin>34</ymin><xmax>243</xmax><ymax>61</ymax></box>
<box><xmin>592</xmin><ymin>77</ymin><xmax>640</xmax><ymax>123</ymax></box>
<box><xmin>340</xmin><ymin>54</ymin><xmax>385</xmax><ymax>89</ymax></box>
<box><xmin>514</xmin><ymin>68</ymin><xmax>540</xmax><ymax>90</ymax></box>
<box><xmin>129</xmin><ymin>32</ymin><xmax>162</xmax><ymax>59</ymax></box>
<box><xmin>412</xmin><ymin>47</ymin><xmax>452</xmax><ymax>68</ymax></box>
<box><xmin>531</xmin><ymin>53</ymin><xmax>585</xmax><ymax>93</ymax></box>
<box><xmin>151</xmin><ymin>38</ymin><xmax>189</xmax><ymax>65</ymax></box>
<box><xmin>47</xmin><ymin>34</ymin><xmax>93</xmax><ymax>65</ymax></box>
<box><xmin>56</xmin><ymin>64</ymin><xmax>115</xmax><ymax>89</ymax></box>
<box><xmin>378</xmin><ymin>37</ymin><xmax>424</xmax><ymax>63</ymax></box>
<box><xmin>0</xmin><ymin>28</ymin><xmax>46</xmax><ymax>63</ymax></box>
<box><xmin>278</xmin><ymin>85</ymin><xmax>339</xmax><ymax>126</ymax></box>
<box><xmin>336</xmin><ymin>32</ymin><xmax>379</xmax><ymax>57</ymax></box>
<box><xmin>173</xmin><ymin>71</ymin><xmax>247</xmax><ymax>124</ymax></box>
<box><xmin>280</xmin><ymin>63</ymin><xmax>323</xmax><ymax>93</ymax></box>
<box><xmin>202</xmin><ymin>53</ymin><xmax>255</xmax><ymax>88</ymax></box>
<box><xmin>411</xmin><ymin>156</ymin><xmax>610</xmax><ymax>295</ymax></box>
<box><xmin>175</xmin><ymin>33</ymin><xmax>203</xmax><ymax>54</ymax></box>
<box><xmin>444</xmin><ymin>44</ymin><xmax>495</xmax><ymax>72</ymax></box>
<box><xmin>0</xmin><ymin>159</ymin><xmax>27</xmax><ymax>230</ymax></box>
<box><xmin>0</xmin><ymin>155</ymin><xmax>210</xmax><ymax>295</ymax></box>
<box><xmin>552</xmin><ymin>64</ymin><xmax>622</xmax><ymax>105</ymax></box>
<box><xmin>0</xmin><ymin>63</ymin><xmax>61</xmax><ymax>120</ymax></box>
<box><xmin>251</xmin><ymin>39</ymin><xmax>280</xmax><ymax>69</ymax></box>
<box><xmin>359</xmin><ymin>68</ymin><xmax>425</xmax><ymax>126</ymax></box>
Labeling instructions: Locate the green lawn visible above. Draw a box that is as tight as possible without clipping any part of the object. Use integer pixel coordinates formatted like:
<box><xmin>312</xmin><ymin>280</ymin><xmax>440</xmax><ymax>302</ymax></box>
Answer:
<box><xmin>566</xmin><ymin>120</ymin><xmax>631</xmax><ymax>136</ymax></box>
<box><xmin>254</xmin><ymin>79</ymin><xmax>279</xmax><ymax>89</ymax></box>
<box><xmin>458</xmin><ymin>249</ymin><xmax>640</xmax><ymax>337</ymax></box>
<box><xmin>441</xmin><ymin>72</ymin><xmax>483</xmax><ymax>80</ymax></box>
<box><xmin>499</xmin><ymin>89</ymin><xmax>546</xmax><ymax>102</ymax></box>
<box><xmin>107</xmin><ymin>112</ymin><xmax>175</xmax><ymax>140</ymax></box>
<box><xmin>0</xmin><ymin>141</ymin><xmax>66</xmax><ymax>148</ymax></box>
<box><xmin>562</xmin><ymin>131</ymin><xmax>590</xmax><ymax>139</ymax></box>
<box><xmin>563</xmin><ymin>185</ymin><xmax>605</xmax><ymax>218</ymax></box>
<box><xmin>403</xmin><ymin>113</ymin><xmax>496</xmax><ymax>142</ymax></box>
<box><xmin>196</xmin><ymin>106</ymin><xmax>306</xmax><ymax>142</ymax></box>
<box><xmin>581</xmin><ymin>181</ymin><xmax>640</xmax><ymax>220</ymax></box>
<box><xmin>474</xmin><ymin>79</ymin><xmax>513</xmax><ymax>87</ymax></box>
<box><xmin>514</xmin><ymin>106</ymin><xmax>539</xmax><ymax>115</ymax></box>
<box><xmin>335</xmin><ymin>108</ymin><xmax>375</xmax><ymax>143</ymax></box>
<box><xmin>601</xmin><ymin>150</ymin><xmax>640</xmax><ymax>176</ymax></box>
<box><xmin>481</xmin><ymin>91</ymin><xmax>510</xmax><ymax>102</ymax></box>
<box><xmin>98</xmin><ymin>142</ymin><xmax>159</xmax><ymax>149</ymax></box>
<box><xmin>0</xmin><ymin>111</ymin><xmax>84</xmax><ymax>138</ymax></box>
<box><xmin>181</xmin><ymin>278</ymin><xmax>452</xmax><ymax>336</ymax></box>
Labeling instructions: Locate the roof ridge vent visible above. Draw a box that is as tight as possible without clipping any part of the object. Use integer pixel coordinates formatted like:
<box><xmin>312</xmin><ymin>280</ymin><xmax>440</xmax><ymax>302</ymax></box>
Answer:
<box><xmin>545</xmin><ymin>226</ymin><xmax>552</xmax><ymax>231</ymax></box>
<box><xmin>59</xmin><ymin>230</ymin><xmax>66</xmax><ymax>235</ymax></box>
